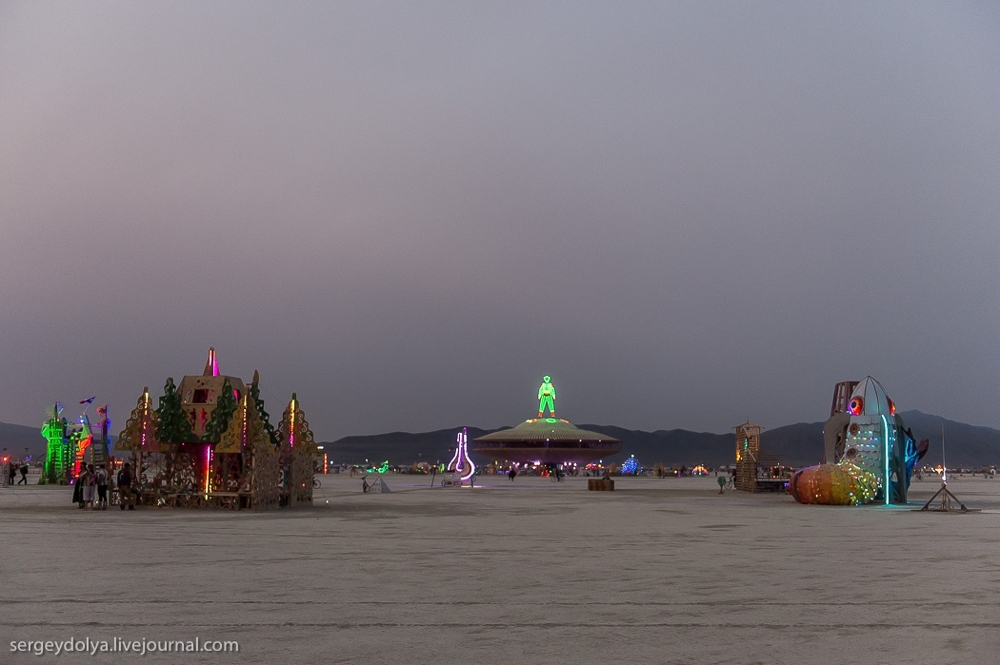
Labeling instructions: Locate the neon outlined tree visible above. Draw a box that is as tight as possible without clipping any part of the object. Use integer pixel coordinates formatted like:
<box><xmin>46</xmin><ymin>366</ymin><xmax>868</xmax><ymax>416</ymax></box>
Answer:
<box><xmin>202</xmin><ymin>379</ymin><xmax>238</xmax><ymax>443</ymax></box>
<box><xmin>156</xmin><ymin>377</ymin><xmax>196</xmax><ymax>444</ymax></box>
<box><xmin>247</xmin><ymin>370</ymin><xmax>278</xmax><ymax>445</ymax></box>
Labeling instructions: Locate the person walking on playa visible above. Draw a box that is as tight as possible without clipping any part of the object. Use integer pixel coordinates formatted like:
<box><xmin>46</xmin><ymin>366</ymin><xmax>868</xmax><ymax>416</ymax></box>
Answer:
<box><xmin>18</xmin><ymin>463</ymin><xmax>29</xmax><ymax>485</ymax></box>
<box><xmin>117</xmin><ymin>462</ymin><xmax>136</xmax><ymax>510</ymax></box>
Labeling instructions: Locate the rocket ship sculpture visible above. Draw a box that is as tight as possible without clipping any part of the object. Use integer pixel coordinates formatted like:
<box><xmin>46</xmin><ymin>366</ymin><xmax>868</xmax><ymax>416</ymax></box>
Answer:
<box><xmin>789</xmin><ymin>377</ymin><xmax>927</xmax><ymax>505</ymax></box>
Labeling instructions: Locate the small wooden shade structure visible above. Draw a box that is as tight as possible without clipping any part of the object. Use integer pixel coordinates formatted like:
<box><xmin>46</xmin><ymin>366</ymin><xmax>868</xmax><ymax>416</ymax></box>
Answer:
<box><xmin>732</xmin><ymin>421</ymin><xmax>764</xmax><ymax>492</ymax></box>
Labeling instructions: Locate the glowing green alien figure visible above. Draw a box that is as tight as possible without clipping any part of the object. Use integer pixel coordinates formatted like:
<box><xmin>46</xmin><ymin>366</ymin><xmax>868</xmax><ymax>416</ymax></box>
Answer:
<box><xmin>537</xmin><ymin>376</ymin><xmax>556</xmax><ymax>417</ymax></box>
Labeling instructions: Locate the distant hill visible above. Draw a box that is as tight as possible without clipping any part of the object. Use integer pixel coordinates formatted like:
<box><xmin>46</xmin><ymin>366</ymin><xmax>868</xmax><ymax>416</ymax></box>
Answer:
<box><xmin>321</xmin><ymin>410</ymin><xmax>1000</xmax><ymax>469</ymax></box>
<box><xmin>5</xmin><ymin>408</ymin><xmax>997</xmax><ymax>468</ymax></box>
<box><xmin>328</xmin><ymin>427</ymin><xmax>501</xmax><ymax>466</ymax></box>
<box><xmin>327</xmin><ymin>425</ymin><xmax>737</xmax><ymax>468</ymax></box>
<box><xmin>892</xmin><ymin>410</ymin><xmax>1000</xmax><ymax>467</ymax></box>
<box><xmin>0</xmin><ymin>422</ymin><xmax>45</xmax><ymax>461</ymax></box>
<box><xmin>755</xmin><ymin>411</ymin><xmax>1000</xmax><ymax>468</ymax></box>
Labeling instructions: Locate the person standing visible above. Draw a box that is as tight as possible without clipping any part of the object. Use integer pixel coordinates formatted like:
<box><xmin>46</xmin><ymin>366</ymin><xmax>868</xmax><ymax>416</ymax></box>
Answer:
<box><xmin>95</xmin><ymin>465</ymin><xmax>109</xmax><ymax>510</ymax></box>
<box><xmin>73</xmin><ymin>466</ymin><xmax>84</xmax><ymax>507</ymax></box>
<box><xmin>7</xmin><ymin>462</ymin><xmax>15</xmax><ymax>485</ymax></box>
<box><xmin>81</xmin><ymin>464</ymin><xmax>96</xmax><ymax>509</ymax></box>
<box><xmin>117</xmin><ymin>462</ymin><xmax>136</xmax><ymax>510</ymax></box>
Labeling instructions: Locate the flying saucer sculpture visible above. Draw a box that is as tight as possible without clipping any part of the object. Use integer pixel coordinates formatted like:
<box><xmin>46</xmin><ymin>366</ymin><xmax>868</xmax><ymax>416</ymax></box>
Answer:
<box><xmin>472</xmin><ymin>418</ymin><xmax>622</xmax><ymax>465</ymax></box>
<box><xmin>471</xmin><ymin>376</ymin><xmax>621</xmax><ymax>465</ymax></box>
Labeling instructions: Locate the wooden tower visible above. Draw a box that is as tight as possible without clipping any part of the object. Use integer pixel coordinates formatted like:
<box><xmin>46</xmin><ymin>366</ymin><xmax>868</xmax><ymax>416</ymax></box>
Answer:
<box><xmin>830</xmin><ymin>381</ymin><xmax>859</xmax><ymax>417</ymax></box>
<box><xmin>733</xmin><ymin>421</ymin><xmax>763</xmax><ymax>492</ymax></box>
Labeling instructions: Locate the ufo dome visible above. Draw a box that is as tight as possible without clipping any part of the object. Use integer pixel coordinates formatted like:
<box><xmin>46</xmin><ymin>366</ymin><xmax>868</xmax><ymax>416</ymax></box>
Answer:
<box><xmin>472</xmin><ymin>418</ymin><xmax>622</xmax><ymax>465</ymax></box>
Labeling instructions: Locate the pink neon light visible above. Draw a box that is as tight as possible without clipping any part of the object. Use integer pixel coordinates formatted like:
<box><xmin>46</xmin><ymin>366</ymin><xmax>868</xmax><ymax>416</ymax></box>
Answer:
<box><xmin>447</xmin><ymin>428</ymin><xmax>476</xmax><ymax>483</ymax></box>
<box><xmin>141</xmin><ymin>391</ymin><xmax>149</xmax><ymax>448</ymax></box>
<box><xmin>204</xmin><ymin>445</ymin><xmax>212</xmax><ymax>495</ymax></box>
<box><xmin>460</xmin><ymin>438</ymin><xmax>476</xmax><ymax>482</ymax></box>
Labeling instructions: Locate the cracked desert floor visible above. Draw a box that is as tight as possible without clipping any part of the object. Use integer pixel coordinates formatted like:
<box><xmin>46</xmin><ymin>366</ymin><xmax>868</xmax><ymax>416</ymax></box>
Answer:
<box><xmin>3</xmin><ymin>474</ymin><xmax>999</xmax><ymax>664</ymax></box>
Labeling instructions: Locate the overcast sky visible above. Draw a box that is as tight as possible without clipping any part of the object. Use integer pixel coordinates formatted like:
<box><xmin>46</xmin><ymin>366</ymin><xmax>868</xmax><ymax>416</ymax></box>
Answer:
<box><xmin>1</xmin><ymin>1</ymin><xmax>998</xmax><ymax>440</ymax></box>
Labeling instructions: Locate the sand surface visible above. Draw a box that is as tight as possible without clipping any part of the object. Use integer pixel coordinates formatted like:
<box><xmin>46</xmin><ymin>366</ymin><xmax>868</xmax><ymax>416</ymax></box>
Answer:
<box><xmin>2</xmin><ymin>473</ymin><xmax>999</xmax><ymax>664</ymax></box>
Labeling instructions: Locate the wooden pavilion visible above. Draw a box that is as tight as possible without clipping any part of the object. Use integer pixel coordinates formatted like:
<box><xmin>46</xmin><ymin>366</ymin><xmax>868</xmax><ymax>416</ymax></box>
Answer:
<box><xmin>114</xmin><ymin>349</ymin><xmax>317</xmax><ymax>510</ymax></box>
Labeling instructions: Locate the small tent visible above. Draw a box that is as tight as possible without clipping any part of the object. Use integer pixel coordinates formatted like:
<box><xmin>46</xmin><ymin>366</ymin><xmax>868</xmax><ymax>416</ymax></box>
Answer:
<box><xmin>367</xmin><ymin>476</ymin><xmax>391</xmax><ymax>493</ymax></box>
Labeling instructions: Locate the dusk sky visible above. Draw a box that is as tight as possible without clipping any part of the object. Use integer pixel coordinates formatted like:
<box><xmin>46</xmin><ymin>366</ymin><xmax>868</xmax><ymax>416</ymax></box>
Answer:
<box><xmin>1</xmin><ymin>2</ymin><xmax>998</xmax><ymax>440</ymax></box>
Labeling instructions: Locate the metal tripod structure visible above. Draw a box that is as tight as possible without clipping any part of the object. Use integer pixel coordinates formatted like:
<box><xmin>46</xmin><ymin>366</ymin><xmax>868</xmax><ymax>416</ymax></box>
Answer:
<box><xmin>920</xmin><ymin>422</ymin><xmax>969</xmax><ymax>513</ymax></box>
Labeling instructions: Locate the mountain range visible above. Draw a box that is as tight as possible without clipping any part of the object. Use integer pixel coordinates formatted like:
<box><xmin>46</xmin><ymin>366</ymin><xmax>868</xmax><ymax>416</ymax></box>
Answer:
<box><xmin>323</xmin><ymin>411</ymin><xmax>1000</xmax><ymax>469</ymax></box>
<box><xmin>0</xmin><ymin>421</ymin><xmax>44</xmax><ymax>461</ymax></box>
<box><xmin>3</xmin><ymin>410</ymin><xmax>997</xmax><ymax>468</ymax></box>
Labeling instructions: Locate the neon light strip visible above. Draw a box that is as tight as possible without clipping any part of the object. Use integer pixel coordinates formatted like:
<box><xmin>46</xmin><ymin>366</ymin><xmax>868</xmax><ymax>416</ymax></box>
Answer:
<box><xmin>204</xmin><ymin>445</ymin><xmax>212</xmax><ymax>496</ymax></box>
<box><xmin>447</xmin><ymin>431</ymin><xmax>462</xmax><ymax>471</ymax></box>
<box><xmin>881</xmin><ymin>414</ymin><xmax>890</xmax><ymax>506</ymax></box>
<box><xmin>141</xmin><ymin>389</ymin><xmax>149</xmax><ymax>449</ymax></box>
<box><xmin>459</xmin><ymin>429</ymin><xmax>476</xmax><ymax>482</ymax></box>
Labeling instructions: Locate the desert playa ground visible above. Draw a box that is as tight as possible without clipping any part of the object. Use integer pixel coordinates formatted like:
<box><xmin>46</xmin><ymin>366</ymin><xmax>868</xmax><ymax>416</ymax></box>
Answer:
<box><xmin>2</xmin><ymin>473</ymin><xmax>999</xmax><ymax>664</ymax></box>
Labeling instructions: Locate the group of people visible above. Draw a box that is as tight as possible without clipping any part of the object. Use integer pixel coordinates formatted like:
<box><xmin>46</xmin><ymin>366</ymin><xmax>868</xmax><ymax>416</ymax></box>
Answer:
<box><xmin>72</xmin><ymin>462</ymin><xmax>137</xmax><ymax>511</ymax></box>
<box><xmin>6</xmin><ymin>462</ymin><xmax>29</xmax><ymax>485</ymax></box>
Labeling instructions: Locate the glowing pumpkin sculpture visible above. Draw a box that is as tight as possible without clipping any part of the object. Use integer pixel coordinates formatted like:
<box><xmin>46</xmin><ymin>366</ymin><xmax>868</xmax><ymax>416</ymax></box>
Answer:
<box><xmin>789</xmin><ymin>377</ymin><xmax>926</xmax><ymax>506</ymax></box>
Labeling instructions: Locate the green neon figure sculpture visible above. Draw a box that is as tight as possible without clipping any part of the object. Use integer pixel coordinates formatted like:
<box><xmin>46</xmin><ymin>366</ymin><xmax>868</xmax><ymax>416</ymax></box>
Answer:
<box><xmin>41</xmin><ymin>405</ymin><xmax>68</xmax><ymax>485</ymax></box>
<box><xmin>537</xmin><ymin>376</ymin><xmax>556</xmax><ymax>417</ymax></box>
